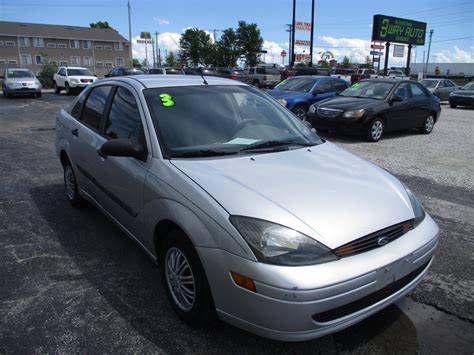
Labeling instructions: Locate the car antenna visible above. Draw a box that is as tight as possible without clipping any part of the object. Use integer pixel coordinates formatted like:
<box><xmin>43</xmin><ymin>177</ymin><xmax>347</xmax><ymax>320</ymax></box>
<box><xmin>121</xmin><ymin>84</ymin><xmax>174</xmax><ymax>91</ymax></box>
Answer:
<box><xmin>199</xmin><ymin>68</ymin><xmax>208</xmax><ymax>85</ymax></box>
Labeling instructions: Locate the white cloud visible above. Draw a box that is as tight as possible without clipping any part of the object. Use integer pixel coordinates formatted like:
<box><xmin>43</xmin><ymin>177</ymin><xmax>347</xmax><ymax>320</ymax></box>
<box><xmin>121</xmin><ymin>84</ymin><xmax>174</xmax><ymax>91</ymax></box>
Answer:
<box><xmin>153</xmin><ymin>17</ymin><xmax>170</xmax><ymax>25</ymax></box>
<box><xmin>432</xmin><ymin>46</ymin><xmax>473</xmax><ymax>63</ymax></box>
<box><xmin>262</xmin><ymin>40</ymin><xmax>285</xmax><ymax>64</ymax></box>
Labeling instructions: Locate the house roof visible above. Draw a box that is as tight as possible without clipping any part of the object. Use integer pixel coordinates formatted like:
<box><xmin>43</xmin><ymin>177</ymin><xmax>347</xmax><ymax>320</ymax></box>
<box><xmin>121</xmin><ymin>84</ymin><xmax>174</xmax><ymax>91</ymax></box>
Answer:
<box><xmin>0</xmin><ymin>21</ymin><xmax>129</xmax><ymax>43</ymax></box>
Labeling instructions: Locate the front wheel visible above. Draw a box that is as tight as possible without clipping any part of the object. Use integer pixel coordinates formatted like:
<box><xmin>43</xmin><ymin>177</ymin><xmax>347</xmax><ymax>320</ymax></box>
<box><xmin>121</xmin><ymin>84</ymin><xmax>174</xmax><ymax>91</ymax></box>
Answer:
<box><xmin>63</xmin><ymin>162</ymin><xmax>86</xmax><ymax>208</ymax></box>
<box><xmin>65</xmin><ymin>83</ymin><xmax>71</xmax><ymax>95</ymax></box>
<box><xmin>54</xmin><ymin>82</ymin><xmax>61</xmax><ymax>94</ymax></box>
<box><xmin>161</xmin><ymin>230</ymin><xmax>215</xmax><ymax>327</ymax></box>
<box><xmin>366</xmin><ymin>118</ymin><xmax>384</xmax><ymax>142</ymax></box>
<box><xmin>420</xmin><ymin>114</ymin><xmax>435</xmax><ymax>134</ymax></box>
<box><xmin>292</xmin><ymin>105</ymin><xmax>308</xmax><ymax>120</ymax></box>
<box><xmin>449</xmin><ymin>102</ymin><xmax>457</xmax><ymax>108</ymax></box>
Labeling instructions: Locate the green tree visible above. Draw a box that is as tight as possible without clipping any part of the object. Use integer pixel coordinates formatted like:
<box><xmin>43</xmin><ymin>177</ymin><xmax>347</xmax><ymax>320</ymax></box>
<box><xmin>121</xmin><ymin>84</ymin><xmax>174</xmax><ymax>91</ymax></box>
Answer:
<box><xmin>341</xmin><ymin>56</ymin><xmax>351</xmax><ymax>68</ymax></box>
<box><xmin>132</xmin><ymin>58</ymin><xmax>140</xmax><ymax>66</ymax></box>
<box><xmin>215</xmin><ymin>28</ymin><xmax>240</xmax><ymax>67</ymax></box>
<box><xmin>236</xmin><ymin>21</ymin><xmax>263</xmax><ymax>67</ymax></box>
<box><xmin>89</xmin><ymin>21</ymin><xmax>111</xmax><ymax>29</ymax></box>
<box><xmin>141</xmin><ymin>58</ymin><xmax>149</xmax><ymax>67</ymax></box>
<box><xmin>38</xmin><ymin>52</ymin><xmax>57</xmax><ymax>88</ymax></box>
<box><xmin>165</xmin><ymin>52</ymin><xmax>179</xmax><ymax>67</ymax></box>
<box><xmin>179</xmin><ymin>28</ymin><xmax>214</xmax><ymax>67</ymax></box>
<box><xmin>319</xmin><ymin>60</ymin><xmax>329</xmax><ymax>68</ymax></box>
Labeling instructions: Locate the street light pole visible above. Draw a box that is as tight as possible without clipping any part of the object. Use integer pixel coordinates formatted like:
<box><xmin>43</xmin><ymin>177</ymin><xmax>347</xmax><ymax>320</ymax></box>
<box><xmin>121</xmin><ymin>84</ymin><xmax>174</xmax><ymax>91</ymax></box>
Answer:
<box><xmin>128</xmin><ymin>0</ymin><xmax>133</xmax><ymax>66</ymax></box>
<box><xmin>424</xmin><ymin>29</ymin><xmax>434</xmax><ymax>78</ymax></box>
<box><xmin>290</xmin><ymin>0</ymin><xmax>296</xmax><ymax>67</ymax></box>
<box><xmin>309</xmin><ymin>0</ymin><xmax>315</xmax><ymax>67</ymax></box>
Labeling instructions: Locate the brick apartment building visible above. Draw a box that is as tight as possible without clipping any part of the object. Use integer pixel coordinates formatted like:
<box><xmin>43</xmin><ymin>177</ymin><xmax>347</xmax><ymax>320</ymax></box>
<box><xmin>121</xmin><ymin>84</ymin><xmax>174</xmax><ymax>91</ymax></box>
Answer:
<box><xmin>0</xmin><ymin>21</ymin><xmax>131</xmax><ymax>77</ymax></box>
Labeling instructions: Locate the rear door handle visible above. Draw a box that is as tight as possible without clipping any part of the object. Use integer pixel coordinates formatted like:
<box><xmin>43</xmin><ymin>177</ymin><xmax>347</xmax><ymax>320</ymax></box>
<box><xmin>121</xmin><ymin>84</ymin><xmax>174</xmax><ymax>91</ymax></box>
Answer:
<box><xmin>71</xmin><ymin>128</ymin><xmax>78</xmax><ymax>137</ymax></box>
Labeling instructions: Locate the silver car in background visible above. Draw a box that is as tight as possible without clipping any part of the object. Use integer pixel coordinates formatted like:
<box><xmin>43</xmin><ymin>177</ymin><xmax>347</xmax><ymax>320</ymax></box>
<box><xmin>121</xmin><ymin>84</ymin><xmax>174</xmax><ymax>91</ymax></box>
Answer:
<box><xmin>419</xmin><ymin>78</ymin><xmax>458</xmax><ymax>101</ymax></box>
<box><xmin>55</xmin><ymin>75</ymin><xmax>439</xmax><ymax>341</ymax></box>
<box><xmin>2</xmin><ymin>68</ymin><xmax>42</xmax><ymax>98</ymax></box>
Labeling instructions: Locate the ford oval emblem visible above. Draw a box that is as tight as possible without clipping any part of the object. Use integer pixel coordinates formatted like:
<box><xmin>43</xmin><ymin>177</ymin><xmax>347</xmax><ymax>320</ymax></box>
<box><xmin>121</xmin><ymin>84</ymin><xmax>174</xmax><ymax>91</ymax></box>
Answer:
<box><xmin>378</xmin><ymin>237</ymin><xmax>389</xmax><ymax>246</ymax></box>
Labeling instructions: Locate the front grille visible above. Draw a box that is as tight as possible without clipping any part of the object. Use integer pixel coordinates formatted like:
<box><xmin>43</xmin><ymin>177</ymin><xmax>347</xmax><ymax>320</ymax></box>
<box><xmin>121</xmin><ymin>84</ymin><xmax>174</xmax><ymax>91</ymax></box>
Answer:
<box><xmin>334</xmin><ymin>220</ymin><xmax>414</xmax><ymax>258</ymax></box>
<box><xmin>317</xmin><ymin>107</ymin><xmax>342</xmax><ymax>118</ymax></box>
<box><xmin>312</xmin><ymin>259</ymin><xmax>430</xmax><ymax>323</ymax></box>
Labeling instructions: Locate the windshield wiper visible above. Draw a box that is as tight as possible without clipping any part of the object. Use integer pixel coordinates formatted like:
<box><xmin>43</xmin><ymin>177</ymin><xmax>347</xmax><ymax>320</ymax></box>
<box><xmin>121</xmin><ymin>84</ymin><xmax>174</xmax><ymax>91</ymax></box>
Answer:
<box><xmin>171</xmin><ymin>149</ymin><xmax>238</xmax><ymax>158</ymax></box>
<box><xmin>239</xmin><ymin>140</ymin><xmax>315</xmax><ymax>152</ymax></box>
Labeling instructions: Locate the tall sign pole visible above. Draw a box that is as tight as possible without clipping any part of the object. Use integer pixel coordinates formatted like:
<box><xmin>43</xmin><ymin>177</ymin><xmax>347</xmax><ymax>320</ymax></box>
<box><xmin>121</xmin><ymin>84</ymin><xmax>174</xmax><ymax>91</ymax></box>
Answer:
<box><xmin>309</xmin><ymin>0</ymin><xmax>315</xmax><ymax>67</ymax></box>
<box><xmin>291</xmin><ymin>0</ymin><xmax>296</xmax><ymax>67</ymax></box>
<box><xmin>128</xmin><ymin>0</ymin><xmax>133</xmax><ymax>65</ymax></box>
<box><xmin>424</xmin><ymin>29</ymin><xmax>434</xmax><ymax>78</ymax></box>
<box><xmin>383</xmin><ymin>42</ymin><xmax>390</xmax><ymax>75</ymax></box>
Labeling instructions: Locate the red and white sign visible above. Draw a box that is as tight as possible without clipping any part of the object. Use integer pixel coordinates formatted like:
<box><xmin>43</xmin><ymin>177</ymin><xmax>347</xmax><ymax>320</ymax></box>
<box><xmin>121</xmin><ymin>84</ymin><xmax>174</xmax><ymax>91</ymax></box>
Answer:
<box><xmin>295</xmin><ymin>54</ymin><xmax>311</xmax><ymax>62</ymax></box>
<box><xmin>280</xmin><ymin>50</ymin><xmax>287</xmax><ymax>57</ymax></box>
<box><xmin>435</xmin><ymin>67</ymin><xmax>440</xmax><ymax>76</ymax></box>
<box><xmin>295</xmin><ymin>21</ymin><xmax>312</xmax><ymax>31</ymax></box>
<box><xmin>371</xmin><ymin>44</ymin><xmax>384</xmax><ymax>50</ymax></box>
<box><xmin>295</xmin><ymin>39</ymin><xmax>311</xmax><ymax>46</ymax></box>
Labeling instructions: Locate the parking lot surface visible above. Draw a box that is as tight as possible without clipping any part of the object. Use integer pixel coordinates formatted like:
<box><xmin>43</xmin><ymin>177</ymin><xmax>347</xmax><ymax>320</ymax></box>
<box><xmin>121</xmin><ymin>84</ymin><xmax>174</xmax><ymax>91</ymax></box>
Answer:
<box><xmin>0</xmin><ymin>93</ymin><xmax>473</xmax><ymax>353</ymax></box>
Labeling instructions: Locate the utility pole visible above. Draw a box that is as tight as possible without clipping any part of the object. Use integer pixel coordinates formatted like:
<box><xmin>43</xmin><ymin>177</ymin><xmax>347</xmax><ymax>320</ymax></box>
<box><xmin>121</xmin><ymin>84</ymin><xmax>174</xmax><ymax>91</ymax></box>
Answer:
<box><xmin>127</xmin><ymin>0</ymin><xmax>133</xmax><ymax>65</ymax></box>
<box><xmin>155</xmin><ymin>32</ymin><xmax>160</xmax><ymax>67</ymax></box>
<box><xmin>285</xmin><ymin>24</ymin><xmax>292</xmax><ymax>68</ymax></box>
<box><xmin>209</xmin><ymin>29</ymin><xmax>221</xmax><ymax>42</ymax></box>
<box><xmin>309</xmin><ymin>0</ymin><xmax>315</xmax><ymax>67</ymax></box>
<box><xmin>290</xmin><ymin>0</ymin><xmax>296</xmax><ymax>67</ymax></box>
<box><xmin>151</xmin><ymin>37</ymin><xmax>156</xmax><ymax>67</ymax></box>
<box><xmin>424</xmin><ymin>29</ymin><xmax>434</xmax><ymax>78</ymax></box>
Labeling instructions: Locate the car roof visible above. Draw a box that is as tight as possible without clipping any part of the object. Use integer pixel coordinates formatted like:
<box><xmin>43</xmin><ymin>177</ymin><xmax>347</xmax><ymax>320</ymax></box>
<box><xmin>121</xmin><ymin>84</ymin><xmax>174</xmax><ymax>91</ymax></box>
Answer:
<box><xmin>361</xmin><ymin>79</ymin><xmax>409</xmax><ymax>84</ymax></box>
<box><xmin>63</xmin><ymin>66</ymin><xmax>87</xmax><ymax>70</ymax></box>
<box><xmin>102</xmin><ymin>75</ymin><xmax>249</xmax><ymax>89</ymax></box>
<box><xmin>288</xmin><ymin>75</ymin><xmax>329</xmax><ymax>79</ymax></box>
<box><xmin>6</xmin><ymin>68</ymin><xmax>32</xmax><ymax>71</ymax></box>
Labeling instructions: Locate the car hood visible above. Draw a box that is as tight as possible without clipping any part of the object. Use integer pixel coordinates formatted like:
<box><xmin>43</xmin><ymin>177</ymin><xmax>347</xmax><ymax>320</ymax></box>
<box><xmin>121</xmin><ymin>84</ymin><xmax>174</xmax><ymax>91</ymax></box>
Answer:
<box><xmin>315</xmin><ymin>96</ymin><xmax>381</xmax><ymax>111</ymax></box>
<box><xmin>267</xmin><ymin>89</ymin><xmax>311</xmax><ymax>101</ymax></box>
<box><xmin>171</xmin><ymin>142</ymin><xmax>414</xmax><ymax>249</ymax></box>
<box><xmin>6</xmin><ymin>77</ymin><xmax>37</xmax><ymax>83</ymax></box>
<box><xmin>452</xmin><ymin>89</ymin><xmax>474</xmax><ymax>96</ymax></box>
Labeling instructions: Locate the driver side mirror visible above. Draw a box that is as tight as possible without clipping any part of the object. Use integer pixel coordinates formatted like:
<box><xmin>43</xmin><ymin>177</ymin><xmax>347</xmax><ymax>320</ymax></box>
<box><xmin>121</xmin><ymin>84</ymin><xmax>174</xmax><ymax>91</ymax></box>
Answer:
<box><xmin>390</xmin><ymin>95</ymin><xmax>403</xmax><ymax>105</ymax></box>
<box><xmin>99</xmin><ymin>139</ymin><xmax>147</xmax><ymax>161</ymax></box>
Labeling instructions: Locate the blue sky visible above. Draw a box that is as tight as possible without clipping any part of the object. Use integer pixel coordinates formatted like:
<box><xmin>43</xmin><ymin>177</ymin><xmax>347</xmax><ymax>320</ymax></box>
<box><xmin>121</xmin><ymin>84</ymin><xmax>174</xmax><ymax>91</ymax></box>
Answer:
<box><xmin>1</xmin><ymin>0</ymin><xmax>473</xmax><ymax>67</ymax></box>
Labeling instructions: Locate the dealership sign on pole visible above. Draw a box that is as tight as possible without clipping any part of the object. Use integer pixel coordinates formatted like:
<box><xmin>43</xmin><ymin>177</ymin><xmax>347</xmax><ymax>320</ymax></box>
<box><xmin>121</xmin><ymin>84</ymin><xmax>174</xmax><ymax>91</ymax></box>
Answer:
<box><xmin>393</xmin><ymin>45</ymin><xmax>405</xmax><ymax>57</ymax></box>
<box><xmin>137</xmin><ymin>39</ymin><xmax>154</xmax><ymax>44</ymax></box>
<box><xmin>372</xmin><ymin>15</ymin><xmax>427</xmax><ymax>45</ymax></box>
<box><xmin>370</xmin><ymin>51</ymin><xmax>383</xmax><ymax>56</ymax></box>
<box><xmin>371</xmin><ymin>44</ymin><xmax>384</xmax><ymax>50</ymax></box>
<box><xmin>295</xmin><ymin>21</ymin><xmax>311</xmax><ymax>31</ymax></box>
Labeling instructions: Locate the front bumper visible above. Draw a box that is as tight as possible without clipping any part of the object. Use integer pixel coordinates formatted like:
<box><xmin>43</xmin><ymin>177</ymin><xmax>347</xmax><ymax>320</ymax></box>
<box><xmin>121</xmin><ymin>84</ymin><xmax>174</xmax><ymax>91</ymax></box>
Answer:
<box><xmin>69</xmin><ymin>81</ymin><xmax>94</xmax><ymax>89</ymax></box>
<box><xmin>5</xmin><ymin>85</ymin><xmax>41</xmax><ymax>95</ymax></box>
<box><xmin>449</xmin><ymin>96</ymin><xmax>474</xmax><ymax>106</ymax></box>
<box><xmin>307</xmin><ymin>114</ymin><xmax>365</xmax><ymax>134</ymax></box>
<box><xmin>198</xmin><ymin>214</ymin><xmax>439</xmax><ymax>341</ymax></box>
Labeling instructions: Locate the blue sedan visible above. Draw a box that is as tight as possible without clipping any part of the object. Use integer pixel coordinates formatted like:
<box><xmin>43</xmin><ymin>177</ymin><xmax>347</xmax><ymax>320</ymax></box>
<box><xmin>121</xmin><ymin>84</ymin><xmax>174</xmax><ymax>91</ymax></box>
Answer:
<box><xmin>268</xmin><ymin>76</ymin><xmax>349</xmax><ymax>119</ymax></box>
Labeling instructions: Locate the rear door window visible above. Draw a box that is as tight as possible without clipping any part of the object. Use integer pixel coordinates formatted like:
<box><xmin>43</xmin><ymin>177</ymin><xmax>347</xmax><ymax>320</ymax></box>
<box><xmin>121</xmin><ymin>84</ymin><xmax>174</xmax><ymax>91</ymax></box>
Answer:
<box><xmin>81</xmin><ymin>85</ymin><xmax>112</xmax><ymax>131</ymax></box>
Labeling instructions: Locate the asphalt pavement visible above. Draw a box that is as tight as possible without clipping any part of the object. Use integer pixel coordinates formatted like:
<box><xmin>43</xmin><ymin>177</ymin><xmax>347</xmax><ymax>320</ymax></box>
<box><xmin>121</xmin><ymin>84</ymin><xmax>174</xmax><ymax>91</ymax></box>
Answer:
<box><xmin>0</xmin><ymin>93</ymin><xmax>473</xmax><ymax>353</ymax></box>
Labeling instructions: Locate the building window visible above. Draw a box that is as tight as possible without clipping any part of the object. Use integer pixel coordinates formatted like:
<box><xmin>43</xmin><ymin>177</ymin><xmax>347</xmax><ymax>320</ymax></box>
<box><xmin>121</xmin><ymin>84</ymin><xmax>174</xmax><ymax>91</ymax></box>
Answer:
<box><xmin>0</xmin><ymin>59</ymin><xmax>6</xmax><ymax>64</ymax></box>
<box><xmin>104</xmin><ymin>45</ymin><xmax>112</xmax><ymax>50</ymax></box>
<box><xmin>95</xmin><ymin>45</ymin><xmax>103</xmax><ymax>50</ymax></box>
<box><xmin>8</xmin><ymin>60</ymin><xmax>18</xmax><ymax>64</ymax></box>
<box><xmin>47</xmin><ymin>43</ymin><xmax>57</xmax><ymax>48</ymax></box>
<box><xmin>96</xmin><ymin>61</ymin><xmax>103</xmax><ymax>67</ymax></box>
<box><xmin>0</xmin><ymin>41</ymin><xmax>3</xmax><ymax>46</ymax></box>
<box><xmin>105</xmin><ymin>62</ymin><xmax>113</xmax><ymax>67</ymax></box>
<box><xmin>83</xmin><ymin>56</ymin><xmax>93</xmax><ymax>66</ymax></box>
<box><xmin>59</xmin><ymin>61</ymin><xmax>68</xmax><ymax>66</ymax></box>
<box><xmin>70</xmin><ymin>40</ymin><xmax>80</xmax><ymax>49</ymax></box>
<box><xmin>58</xmin><ymin>43</ymin><xmax>67</xmax><ymax>48</ymax></box>
<box><xmin>21</xmin><ymin>54</ymin><xmax>32</xmax><ymax>65</ymax></box>
<box><xmin>115</xmin><ymin>57</ymin><xmax>124</xmax><ymax>66</ymax></box>
<box><xmin>6</xmin><ymin>41</ymin><xmax>16</xmax><ymax>47</ymax></box>
<box><xmin>71</xmin><ymin>56</ymin><xmax>81</xmax><ymax>65</ymax></box>
<box><xmin>19</xmin><ymin>37</ymin><xmax>30</xmax><ymax>47</ymax></box>
<box><xmin>114</xmin><ymin>42</ymin><xmax>124</xmax><ymax>51</ymax></box>
<box><xmin>33</xmin><ymin>37</ymin><xmax>44</xmax><ymax>47</ymax></box>
<box><xmin>35</xmin><ymin>55</ymin><xmax>44</xmax><ymax>65</ymax></box>
<box><xmin>83</xmin><ymin>40</ymin><xmax>92</xmax><ymax>49</ymax></box>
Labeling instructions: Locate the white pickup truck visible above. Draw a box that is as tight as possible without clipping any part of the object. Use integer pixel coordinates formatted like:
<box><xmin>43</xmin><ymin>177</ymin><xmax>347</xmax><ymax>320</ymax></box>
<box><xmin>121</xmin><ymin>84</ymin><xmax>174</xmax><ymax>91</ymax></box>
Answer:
<box><xmin>53</xmin><ymin>67</ymin><xmax>97</xmax><ymax>95</ymax></box>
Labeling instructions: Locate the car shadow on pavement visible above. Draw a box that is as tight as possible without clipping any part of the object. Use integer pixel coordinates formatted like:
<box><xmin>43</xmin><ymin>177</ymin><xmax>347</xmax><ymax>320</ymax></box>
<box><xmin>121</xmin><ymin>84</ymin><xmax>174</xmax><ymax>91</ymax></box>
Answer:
<box><xmin>29</xmin><ymin>183</ymin><xmax>420</xmax><ymax>353</ymax></box>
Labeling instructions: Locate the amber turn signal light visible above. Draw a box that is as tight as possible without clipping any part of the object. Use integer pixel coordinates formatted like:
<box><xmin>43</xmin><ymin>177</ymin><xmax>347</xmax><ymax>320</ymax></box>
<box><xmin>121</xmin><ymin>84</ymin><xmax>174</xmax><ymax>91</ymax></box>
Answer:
<box><xmin>231</xmin><ymin>272</ymin><xmax>256</xmax><ymax>292</ymax></box>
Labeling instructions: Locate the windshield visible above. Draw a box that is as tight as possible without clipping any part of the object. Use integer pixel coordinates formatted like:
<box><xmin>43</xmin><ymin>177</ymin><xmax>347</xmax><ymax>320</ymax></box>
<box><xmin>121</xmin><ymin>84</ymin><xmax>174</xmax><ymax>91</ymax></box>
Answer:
<box><xmin>340</xmin><ymin>81</ymin><xmax>394</xmax><ymax>99</ymax></box>
<box><xmin>419</xmin><ymin>79</ymin><xmax>438</xmax><ymax>88</ymax></box>
<box><xmin>126</xmin><ymin>69</ymin><xmax>144</xmax><ymax>75</ymax></box>
<box><xmin>144</xmin><ymin>85</ymin><xmax>322</xmax><ymax>158</ymax></box>
<box><xmin>462</xmin><ymin>82</ymin><xmax>474</xmax><ymax>90</ymax></box>
<box><xmin>275</xmin><ymin>77</ymin><xmax>317</xmax><ymax>92</ymax></box>
<box><xmin>6</xmin><ymin>70</ymin><xmax>35</xmax><ymax>78</ymax></box>
<box><xmin>67</xmin><ymin>69</ymin><xmax>93</xmax><ymax>76</ymax></box>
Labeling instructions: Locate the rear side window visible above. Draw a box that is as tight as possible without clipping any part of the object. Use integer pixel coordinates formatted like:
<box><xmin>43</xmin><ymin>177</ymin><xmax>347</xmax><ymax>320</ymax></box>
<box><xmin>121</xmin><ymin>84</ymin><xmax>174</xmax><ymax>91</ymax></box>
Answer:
<box><xmin>105</xmin><ymin>87</ymin><xmax>143</xmax><ymax>145</ymax></box>
<box><xmin>81</xmin><ymin>85</ymin><xmax>112</xmax><ymax>130</ymax></box>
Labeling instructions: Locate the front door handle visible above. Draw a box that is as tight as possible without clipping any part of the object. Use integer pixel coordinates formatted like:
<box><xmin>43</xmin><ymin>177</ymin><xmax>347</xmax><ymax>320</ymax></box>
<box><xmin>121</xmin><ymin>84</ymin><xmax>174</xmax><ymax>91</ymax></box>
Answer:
<box><xmin>71</xmin><ymin>128</ymin><xmax>78</xmax><ymax>137</ymax></box>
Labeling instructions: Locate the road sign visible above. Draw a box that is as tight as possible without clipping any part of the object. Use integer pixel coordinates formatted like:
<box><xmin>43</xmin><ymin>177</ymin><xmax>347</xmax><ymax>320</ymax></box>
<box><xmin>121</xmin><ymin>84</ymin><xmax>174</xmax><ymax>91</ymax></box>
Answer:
<box><xmin>370</xmin><ymin>51</ymin><xmax>383</xmax><ymax>56</ymax></box>
<box><xmin>295</xmin><ymin>21</ymin><xmax>312</xmax><ymax>31</ymax></box>
<box><xmin>295</xmin><ymin>39</ymin><xmax>311</xmax><ymax>46</ymax></box>
<box><xmin>140</xmin><ymin>31</ymin><xmax>151</xmax><ymax>39</ymax></box>
<box><xmin>393</xmin><ymin>45</ymin><xmax>405</xmax><ymax>57</ymax></box>
<box><xmin>371</xmin><ymin>44</ymin><xmax>384</xmax><ymax>50</ymax></box>
<box><xmin>281</xmin><ymin>50</ymin><xmax>287</xmax><ymax>57</ymax></box>
<box><xmin>137</xmin><ymin>39</ymin><xmax>154</xmax><ymax>44</ymax></box>
<box><xmin>435</xmin><ymin>67</ymin><xmax>440</xmax><ymax>76</ymax></box>
<box><xmin>373</xmin><ymin>58</ymin><xmax>380</xmax><ymax>62</ymax></box>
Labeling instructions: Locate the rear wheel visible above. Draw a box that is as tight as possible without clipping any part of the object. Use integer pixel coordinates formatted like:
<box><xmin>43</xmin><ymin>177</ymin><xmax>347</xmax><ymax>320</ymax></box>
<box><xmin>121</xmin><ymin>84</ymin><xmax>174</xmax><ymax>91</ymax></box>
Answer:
<box><xmin>420</xmin><ymin>114</ymin><xmax>435</xmax><ymax>134</ymax></box>
<box><xmin>54</xmin><ymin>82</ymin><xmax>61</xmax><ymax>94</ymax></box>
<box><xmin>252</xmin><ymin>79</ymin><xmax>261</xmax><ymax>88</ymax></box>
<box><xmin>161</xmin><ymin>230</ymin><xmax>215</xmax><ymax>327</ymax></box>
<box><xmin>63</xmin><ymin>161</ymin><xmax>86</xmax><ymax>208</ymax></box>
<box><xmin>366</xmin><ymin>118</ymin><xmax>384</xmax><ymax>142</ymax></box>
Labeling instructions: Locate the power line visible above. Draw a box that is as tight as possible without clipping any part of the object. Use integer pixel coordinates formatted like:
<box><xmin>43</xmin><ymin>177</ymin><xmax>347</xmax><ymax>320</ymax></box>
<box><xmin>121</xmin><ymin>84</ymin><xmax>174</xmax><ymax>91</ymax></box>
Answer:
<box><xmin>432</xmin><ymin>36</ymin><xmax>474</xmax><ymax>43</ymax></box>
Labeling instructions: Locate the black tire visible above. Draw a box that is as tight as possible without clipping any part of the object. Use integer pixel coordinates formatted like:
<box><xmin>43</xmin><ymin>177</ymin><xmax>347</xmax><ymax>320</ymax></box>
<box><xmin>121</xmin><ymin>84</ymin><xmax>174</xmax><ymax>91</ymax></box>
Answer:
<box><xmin>160</xmin><ymin>230</ymin><xmax>215</xmax><ymax>327</ymax></box>
<box><xmin>63</xmin><ymin>161</ymin><xmax>86</xmax><ymax>208</ymax></box>
<box><xmin>252</xmin><ymin>80</ymin><xmax>261</xmax><ymax>88</ymax></box>
<box><xmin>292</xmin><ymin>104</ymin><xmax>308</xmax><ymax>120</ymax></box>
<box><xmin>420</xmin><ymin>114</ymin><xmax>435</xmax><ymax>134</ymax></box>
<box><xmin>54</xmin><ymin>82</ymin><xmax>61</xmax><ymax>94</ymax></box>
<box><xmin>36</xmin><ymin>92</ymin><xmax>42</xmax><ymax>98</ymax></box>
<box><xmin>366</xmin><ymin>118</ymin><xmax>384</xmax><ymax>142</ymax></box>
<box><xmin>449</xmin><ymin>102</ymin><xmax>457</xmax><ymax>108</ymax></box>
<box><xmin>65</xmin><ymin>83</ymin><xmax>71</xmax><ymax>95</ymax></box>
<box><xmin>2</xmin><ymin>86</ymin><xmax>6</xmax><ymax>97</ymax></box>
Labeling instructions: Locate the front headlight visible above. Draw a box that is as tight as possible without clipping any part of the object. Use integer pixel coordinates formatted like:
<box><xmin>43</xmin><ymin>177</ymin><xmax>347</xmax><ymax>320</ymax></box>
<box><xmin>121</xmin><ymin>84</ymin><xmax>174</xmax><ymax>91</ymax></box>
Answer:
<box><xmin>404</xmin><ymin>186</ymin><xmax>425</xmax><ymax>227</ymax></box>
<box><xmin>308</xmin><ymin>105</ymin><xmax>316</xmax><ymax>114</ymax></box>
<box><xmin>70</xmin><ymin>78</ymin><xmax>79</xmax><ymax>83</ymax></box>
<box><xmin>230</xmin><ymin>216</ymin><xmax>338</xmax><ymax>266</ymax></box>
<box><xmin>343</xmin><ymin>109</ymin><xmax>365</xmax><ymax>118</ymax></box>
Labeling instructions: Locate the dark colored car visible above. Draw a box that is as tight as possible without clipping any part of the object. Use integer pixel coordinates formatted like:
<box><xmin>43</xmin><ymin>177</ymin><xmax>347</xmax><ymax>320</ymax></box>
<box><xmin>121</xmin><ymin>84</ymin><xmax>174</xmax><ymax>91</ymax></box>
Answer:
<box><xmin>148</xmin><ymin>67</ymin><xmax>185</xmax><ymax>75</ymax></box>
<box><xmin>216</xmin><ymin>68</ymin><xmax>245</xmax><ymax>81</ymax></box>
<box><xmin>306</xmin><ymin>79</ymin><xmax>441</xmax><ymax>142</ymax></box>
<box><xmin>268</xmin><ymin>76</ymin><xmax>349</xmax><ymax>119</ymax></box>
<box><xmin>184</xmin><ymin>68</ymin><xmax>220</xmax><ymax>76</ymax></box>
<box><xmin>104</xmin><ymin>67</ymin><xmax>144</xmax><ymax>77</ymax></box>
<box><xmin>448</xmin><ymin>81</ymin><xmax>474</xmax><ymax>108</ymax></box>
<box><xmin>281</xmin><ymin>67</ymin><xmax>330</xmax><ymax>81</ymax></box>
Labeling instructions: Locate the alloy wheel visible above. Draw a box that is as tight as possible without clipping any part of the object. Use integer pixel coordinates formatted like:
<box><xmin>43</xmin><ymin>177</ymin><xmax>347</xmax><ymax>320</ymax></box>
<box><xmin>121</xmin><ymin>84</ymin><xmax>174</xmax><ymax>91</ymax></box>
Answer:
<box><xmin>64</xmin><ymin>165</ymin><xmax>76</xmax><ymax>200</ymax></box>
<box><xmin>371</xmin><ymin>120</ymin><xmax>383</xmax><ymax>141</ymax></box>
<box><xmin>425</xmin><ymin>115</ymin><xmax>434</xmax><ymax>133</ymax></box>
<box><xmin>165</xmin><ymin>247</ymin><xmax>196</xmax><ymax>312</ymax></box>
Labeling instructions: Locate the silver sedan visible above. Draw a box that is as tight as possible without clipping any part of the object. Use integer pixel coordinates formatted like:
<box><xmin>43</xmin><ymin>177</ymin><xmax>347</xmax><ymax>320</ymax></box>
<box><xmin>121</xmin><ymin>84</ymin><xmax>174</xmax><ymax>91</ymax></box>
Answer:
<box><xmin>55</xmin><ymin>75</ymin><xmax>439</xmax><ymax>341</ymax></box>
<box><xmin>419</xmin><ymin>78</ymin><xmax>458</xmax><ymax>101</ymax></box>
<box><xmin>2</xmin><ymin>68</ymin><xmax>42</xmax><ymax>98</ymax></box>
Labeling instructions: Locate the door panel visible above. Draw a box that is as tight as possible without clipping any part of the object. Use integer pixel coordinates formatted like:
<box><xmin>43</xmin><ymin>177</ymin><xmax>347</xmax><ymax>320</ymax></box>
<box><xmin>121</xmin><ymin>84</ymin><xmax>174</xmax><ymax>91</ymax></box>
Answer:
<box><xmin>385</xmin><ymin>83</ymin><xmax>413</xmax><ymax>131</ymax></box>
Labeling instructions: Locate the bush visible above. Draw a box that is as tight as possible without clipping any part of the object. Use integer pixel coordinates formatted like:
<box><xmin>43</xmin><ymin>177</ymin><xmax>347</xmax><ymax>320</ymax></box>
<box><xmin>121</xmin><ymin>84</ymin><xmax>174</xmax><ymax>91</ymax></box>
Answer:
<box><xmin>38</xmin><ymin>61</ymin><xmax>57</xmax><ymax>88</ymax></box>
